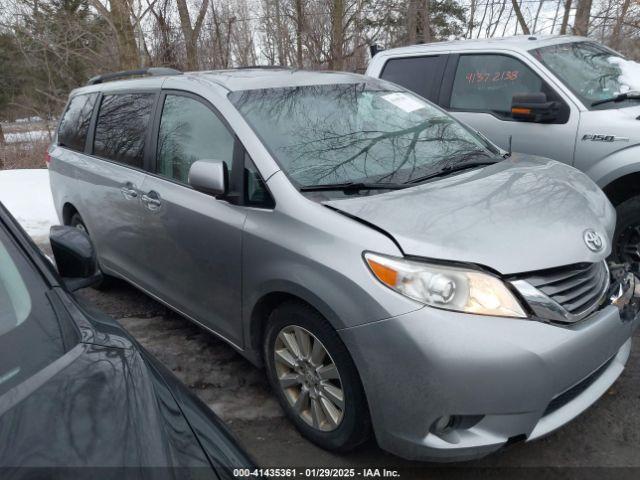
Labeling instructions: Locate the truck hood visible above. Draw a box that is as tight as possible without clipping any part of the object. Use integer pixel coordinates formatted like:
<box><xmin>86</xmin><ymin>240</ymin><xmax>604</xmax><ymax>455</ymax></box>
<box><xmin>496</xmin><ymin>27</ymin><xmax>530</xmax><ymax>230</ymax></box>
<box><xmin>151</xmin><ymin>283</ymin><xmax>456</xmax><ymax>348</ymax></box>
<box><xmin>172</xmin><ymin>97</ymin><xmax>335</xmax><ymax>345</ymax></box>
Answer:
<box><xmin>324</xmin><ymin>156</ymin><xmax>616</xmax><ymax>274</ymax></box>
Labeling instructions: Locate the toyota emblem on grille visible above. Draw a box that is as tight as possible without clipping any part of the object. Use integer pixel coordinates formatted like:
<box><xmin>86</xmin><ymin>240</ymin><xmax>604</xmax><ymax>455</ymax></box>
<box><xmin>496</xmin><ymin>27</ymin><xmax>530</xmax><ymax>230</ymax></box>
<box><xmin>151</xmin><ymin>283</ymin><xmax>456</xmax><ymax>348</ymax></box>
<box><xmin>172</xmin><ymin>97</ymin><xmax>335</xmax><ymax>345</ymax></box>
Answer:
<box><xmin>584</xmin><ymin>229</ymin><xmax>604</xmax><ymax>252</ymax></box>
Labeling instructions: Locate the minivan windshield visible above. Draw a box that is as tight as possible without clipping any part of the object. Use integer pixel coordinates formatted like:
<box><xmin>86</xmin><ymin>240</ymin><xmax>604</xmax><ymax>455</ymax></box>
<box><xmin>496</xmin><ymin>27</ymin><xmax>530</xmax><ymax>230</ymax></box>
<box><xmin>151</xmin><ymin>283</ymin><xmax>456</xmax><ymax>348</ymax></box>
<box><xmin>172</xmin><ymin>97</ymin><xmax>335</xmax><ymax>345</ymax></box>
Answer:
<box><xmin>531</xmin><ymin>41</ymin><xmax>640</xmax><ymax>110</ymax></box>
<box><xmin>229</xmin><ymin>82</ymin><xmax>499</xmax><ymax>189</ymax></box>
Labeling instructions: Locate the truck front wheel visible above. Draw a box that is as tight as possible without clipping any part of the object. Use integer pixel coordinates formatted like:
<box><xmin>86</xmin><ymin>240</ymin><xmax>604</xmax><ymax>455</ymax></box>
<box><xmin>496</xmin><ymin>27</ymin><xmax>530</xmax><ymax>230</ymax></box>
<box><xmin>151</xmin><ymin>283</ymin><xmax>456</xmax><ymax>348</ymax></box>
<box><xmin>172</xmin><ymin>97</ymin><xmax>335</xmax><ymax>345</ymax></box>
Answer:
<box><xmin>612</xmin><ymin>196</ymin><xmax>640</xmax><ymax>265</ymax></box>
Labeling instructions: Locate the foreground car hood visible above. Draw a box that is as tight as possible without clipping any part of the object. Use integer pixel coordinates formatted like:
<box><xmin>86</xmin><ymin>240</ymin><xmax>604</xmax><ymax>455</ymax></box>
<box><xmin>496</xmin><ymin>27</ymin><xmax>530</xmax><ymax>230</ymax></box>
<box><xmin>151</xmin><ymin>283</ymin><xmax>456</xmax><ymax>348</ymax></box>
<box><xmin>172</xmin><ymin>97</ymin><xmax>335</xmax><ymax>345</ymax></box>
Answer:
<box><xmin>325</xmin><ymin>157</ymin><xmax>616</xmax><ymax>274</ymax></box>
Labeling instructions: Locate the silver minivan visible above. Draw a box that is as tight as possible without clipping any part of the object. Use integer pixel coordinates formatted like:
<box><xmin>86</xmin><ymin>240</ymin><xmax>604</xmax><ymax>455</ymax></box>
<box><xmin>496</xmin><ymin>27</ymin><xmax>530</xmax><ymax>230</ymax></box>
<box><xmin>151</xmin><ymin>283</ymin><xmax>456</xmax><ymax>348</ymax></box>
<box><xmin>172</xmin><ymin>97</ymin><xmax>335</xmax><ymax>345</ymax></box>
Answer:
<box><xmin>49</xmin><ymin>68</ymin><xmax>639</xmax><ymax>462</ymax></box>
<box><xmin>366</xmin><ymin>35</ymin><xmax>640</xmax><ymax>265</ymax></box>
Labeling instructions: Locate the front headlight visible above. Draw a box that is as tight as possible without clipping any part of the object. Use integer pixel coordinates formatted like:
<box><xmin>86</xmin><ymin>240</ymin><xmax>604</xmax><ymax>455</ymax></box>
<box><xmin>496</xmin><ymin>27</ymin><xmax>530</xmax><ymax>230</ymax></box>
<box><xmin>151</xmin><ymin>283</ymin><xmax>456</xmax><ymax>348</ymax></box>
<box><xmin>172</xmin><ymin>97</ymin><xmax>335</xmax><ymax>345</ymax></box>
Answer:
<box><xmin>364</xmin><ymin>252</ymin><xmax>527</xmax><ymax>318</ymax></box>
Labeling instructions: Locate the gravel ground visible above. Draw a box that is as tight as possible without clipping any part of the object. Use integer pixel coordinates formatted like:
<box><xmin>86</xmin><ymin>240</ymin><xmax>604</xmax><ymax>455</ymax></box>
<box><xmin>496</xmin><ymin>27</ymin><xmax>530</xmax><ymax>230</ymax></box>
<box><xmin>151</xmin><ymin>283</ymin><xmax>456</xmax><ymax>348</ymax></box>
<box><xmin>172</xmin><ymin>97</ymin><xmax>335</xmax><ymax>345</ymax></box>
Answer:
<box><xmin>75</xmin><ymin>280</ymin><xmax>640</xmax><ymax>477</ymax></box>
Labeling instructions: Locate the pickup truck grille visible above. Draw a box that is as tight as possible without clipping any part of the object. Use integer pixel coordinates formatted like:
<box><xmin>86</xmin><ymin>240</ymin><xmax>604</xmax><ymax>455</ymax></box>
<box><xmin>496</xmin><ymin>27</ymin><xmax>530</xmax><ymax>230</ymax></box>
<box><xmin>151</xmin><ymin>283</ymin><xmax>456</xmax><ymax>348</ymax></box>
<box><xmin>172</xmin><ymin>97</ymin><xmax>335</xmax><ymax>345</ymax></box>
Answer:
<box><xmin>522</xmin><ymin>261</ymin><xmax>609</xmax><ymax>319</ymax></box>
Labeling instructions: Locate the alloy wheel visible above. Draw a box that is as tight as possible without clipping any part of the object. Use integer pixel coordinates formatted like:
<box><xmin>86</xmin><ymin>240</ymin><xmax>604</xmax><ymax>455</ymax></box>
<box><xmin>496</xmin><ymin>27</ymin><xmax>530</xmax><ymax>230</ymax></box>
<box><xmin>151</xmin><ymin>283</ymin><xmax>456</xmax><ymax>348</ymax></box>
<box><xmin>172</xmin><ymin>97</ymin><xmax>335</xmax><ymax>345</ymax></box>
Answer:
<box><xmin>273</xmin><ymin>325</ymin><xmax>345</xmax><ymax>432</ymax></box>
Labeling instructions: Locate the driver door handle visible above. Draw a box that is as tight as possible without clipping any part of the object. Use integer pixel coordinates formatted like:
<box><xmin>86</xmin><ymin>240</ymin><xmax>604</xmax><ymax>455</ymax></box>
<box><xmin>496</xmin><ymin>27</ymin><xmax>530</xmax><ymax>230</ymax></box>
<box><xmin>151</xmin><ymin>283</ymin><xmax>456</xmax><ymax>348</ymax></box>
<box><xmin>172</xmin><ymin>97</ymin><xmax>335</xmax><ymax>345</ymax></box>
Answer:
<box><xmin>120</xmin><ymin>183</ymin><xmax>138</xmax><ymax>199</ymax></box>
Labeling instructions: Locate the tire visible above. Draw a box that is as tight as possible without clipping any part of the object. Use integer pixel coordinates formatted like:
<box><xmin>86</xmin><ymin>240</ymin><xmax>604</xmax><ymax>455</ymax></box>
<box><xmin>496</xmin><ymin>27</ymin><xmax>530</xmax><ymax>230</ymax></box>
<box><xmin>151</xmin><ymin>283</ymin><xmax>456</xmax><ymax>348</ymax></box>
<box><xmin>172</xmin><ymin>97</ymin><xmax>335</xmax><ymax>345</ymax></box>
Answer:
<box><xmin>68</xmin><ymin>213</ymin><xmax>116</xmax><ymax>290</ymax></box>
<box><xmin>611</xmin><ymin>196</ymin><xmax>640</xmax><ymax>265</ymax></box>
<box><xmin>263</xmin><ymin>300</ymin><xmax>371</xmax><ymax>452</ymax></box>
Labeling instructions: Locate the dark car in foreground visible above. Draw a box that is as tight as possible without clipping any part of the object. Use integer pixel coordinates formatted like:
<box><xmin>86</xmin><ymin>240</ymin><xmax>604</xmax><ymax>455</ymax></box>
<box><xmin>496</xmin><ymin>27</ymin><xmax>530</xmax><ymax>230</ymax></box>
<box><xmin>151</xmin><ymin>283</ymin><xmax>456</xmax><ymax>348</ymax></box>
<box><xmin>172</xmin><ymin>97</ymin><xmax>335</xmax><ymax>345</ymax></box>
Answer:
<box><xmin>0</xmin><ymin>202</ymin><xmax>254</xmax><ymax>478</ymax></box>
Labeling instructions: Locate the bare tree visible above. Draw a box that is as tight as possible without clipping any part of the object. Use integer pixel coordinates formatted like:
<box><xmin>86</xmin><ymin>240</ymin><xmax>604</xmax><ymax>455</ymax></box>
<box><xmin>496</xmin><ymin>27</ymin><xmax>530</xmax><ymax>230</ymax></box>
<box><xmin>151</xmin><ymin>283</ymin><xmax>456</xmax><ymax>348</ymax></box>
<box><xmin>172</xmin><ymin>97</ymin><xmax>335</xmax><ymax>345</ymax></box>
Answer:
<box><xmin>560</xmin><ymin>0</ymin><xmax>572</xmax><ymax>34</ymax></box>
<box><xmin>532</xmin><ymin>0</ymin><xmax>545</xmax><ymax>33</ymax></box>
<box><xmin>89</xmin><ymin>0</ymin><xmax>139</xmax><ymax>69</ymax></box>
<box><xmin>330</xmin><ymin>0</ymin><xmax>345</xmax><ymax>69</ymax></box>
<box><xmin>176</xmin><ymin>0</ymin><xmax>210</xmax><ymax>70</ymax></box>
<box><xmin>512</xmin><ymin>0</ymin><xmax>531</xmax><ymax>35</ymax></box>
<box><xmin>407</xmin><ymin>0</ymin><xmax>418</xmax><ymax>43</ymax></box>
<box><xmin>574</xmin><ymin>0</ymin><xmax>593</xmax><ymax>35</ymax></box>
<box><xmin>422</xmin><ymin>0</ymin><xmax>432</xmax><ymax>42</ymax></box>
<box><xmin>294</xmin><ymin>0</ymin><xmax>305</xmax><ymax>67</ymax></box>
<box><xmin>611</xmin><ymin>0</ymin><xmax>632</xmax><ymax>49</ymax></box>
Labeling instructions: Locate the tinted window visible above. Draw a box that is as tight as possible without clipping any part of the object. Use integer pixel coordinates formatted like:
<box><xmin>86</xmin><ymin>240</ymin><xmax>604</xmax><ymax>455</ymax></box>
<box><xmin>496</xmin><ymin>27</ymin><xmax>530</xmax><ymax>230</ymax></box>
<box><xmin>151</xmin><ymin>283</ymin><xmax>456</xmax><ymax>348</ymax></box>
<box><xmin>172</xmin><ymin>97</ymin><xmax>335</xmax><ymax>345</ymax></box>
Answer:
<box><xmin>0</xmin><ymin>228</ymin><xmax>67</xmax><ymax>396</ymax></box>
<box><xmin>380</xmin><ymin>55</ymin><xmax>446</xmax><ymax>101</ymax></box>
<box><xmin>450</xmin><ymin>55</ymin><xmax>543</xmax><ymax>114</ymax></box>
<box><xmin>57</xmin><ymin>94</ymin><xmax>96</xmax><ymax>152</ymax></box>
<box><xmin>93</xmin><ymin>93</ymin><xmax>155</xmax><ymax>168</ymax></box>
<box><xmin>157</xmin><ymin>95</ymin><xmax>234</xmax><ymax>183</ymax></box>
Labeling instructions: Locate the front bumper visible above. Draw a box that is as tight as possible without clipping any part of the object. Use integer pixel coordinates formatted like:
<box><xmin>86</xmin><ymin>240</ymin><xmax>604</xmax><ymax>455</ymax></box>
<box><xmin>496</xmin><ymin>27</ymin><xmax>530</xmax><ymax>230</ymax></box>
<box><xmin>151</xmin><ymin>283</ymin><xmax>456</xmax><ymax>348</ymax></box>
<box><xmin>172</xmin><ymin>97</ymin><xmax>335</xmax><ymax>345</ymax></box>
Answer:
<box><xmin>339</xmin><ymin>298</ymin><xmax>638</xmax><ymax>462</ymax></box>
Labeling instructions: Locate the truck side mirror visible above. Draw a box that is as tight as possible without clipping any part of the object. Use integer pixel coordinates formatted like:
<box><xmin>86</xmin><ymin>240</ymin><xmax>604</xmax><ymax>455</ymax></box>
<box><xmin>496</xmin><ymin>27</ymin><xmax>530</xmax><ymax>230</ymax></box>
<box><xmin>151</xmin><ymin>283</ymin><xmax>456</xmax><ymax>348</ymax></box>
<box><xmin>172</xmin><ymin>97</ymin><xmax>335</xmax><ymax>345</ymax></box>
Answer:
<box><xmin>50</xmin><ymin>226</ymin><xmax>102</xmax><ymax>291</ymax></box>
<box><xmin>511</xmin><ymin>93</ymin><xmax>559</xmax><ymax>123</ymax></box>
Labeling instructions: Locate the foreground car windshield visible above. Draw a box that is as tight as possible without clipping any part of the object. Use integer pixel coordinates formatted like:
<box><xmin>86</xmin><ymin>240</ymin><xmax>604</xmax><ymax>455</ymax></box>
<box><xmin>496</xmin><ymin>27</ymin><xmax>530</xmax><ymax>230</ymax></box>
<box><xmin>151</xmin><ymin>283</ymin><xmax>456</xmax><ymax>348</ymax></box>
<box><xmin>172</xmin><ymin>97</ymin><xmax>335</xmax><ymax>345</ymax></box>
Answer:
<box><xmin>229</xmin><ymin>82</ymin><xmax>498</xmax><ymax>188</ymax></box>
<box><xmin>531</xmin><ymin>41</ymin><xmax>640</xmax><ymax>109</ymax></box>
<box><xmin>0</xmin><ymin>228</ymin><xmax>66</xmax><ymax>395</ymax></box>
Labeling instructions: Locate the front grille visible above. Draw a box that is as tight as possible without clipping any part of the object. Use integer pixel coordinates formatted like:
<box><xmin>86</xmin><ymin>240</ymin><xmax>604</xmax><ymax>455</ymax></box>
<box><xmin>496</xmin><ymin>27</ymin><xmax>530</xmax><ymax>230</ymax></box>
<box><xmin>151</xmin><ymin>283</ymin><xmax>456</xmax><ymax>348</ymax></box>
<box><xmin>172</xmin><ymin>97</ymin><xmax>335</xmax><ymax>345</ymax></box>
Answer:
<box><xmin>523</xmin><ymin>261</ymin><xmax>609</xmax><ymax>318</ymax></box>
<box><xmin>543</xmin><ymin>356</ymin><xmax>614</xmax><ymax>416</ymax></box>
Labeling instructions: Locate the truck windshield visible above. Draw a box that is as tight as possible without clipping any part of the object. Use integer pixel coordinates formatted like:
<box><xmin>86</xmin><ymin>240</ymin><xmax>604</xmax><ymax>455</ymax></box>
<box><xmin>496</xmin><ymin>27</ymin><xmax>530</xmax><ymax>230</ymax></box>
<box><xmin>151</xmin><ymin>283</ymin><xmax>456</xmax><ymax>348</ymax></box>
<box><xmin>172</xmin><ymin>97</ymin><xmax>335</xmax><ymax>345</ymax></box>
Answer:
<box><xmin>229</xmin><ymin>82</ymin><xmax>499</xmax><ymax>189</ymax></box>
<box><xmin>531</xmin><ymin>41</ymin><xmax>640</xmax><ymax>110</ymax></box>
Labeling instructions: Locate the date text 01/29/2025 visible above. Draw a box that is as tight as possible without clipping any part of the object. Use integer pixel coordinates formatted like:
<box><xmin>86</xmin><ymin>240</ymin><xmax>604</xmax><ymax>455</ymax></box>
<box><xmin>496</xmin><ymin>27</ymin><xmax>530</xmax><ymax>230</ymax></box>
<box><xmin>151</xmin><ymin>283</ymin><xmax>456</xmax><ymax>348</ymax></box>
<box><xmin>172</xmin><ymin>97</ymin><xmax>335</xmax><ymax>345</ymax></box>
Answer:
<box><xmin>233</xmin><ymin>468</ymin><xmax>401</xmax><ymax>478</ymax></box>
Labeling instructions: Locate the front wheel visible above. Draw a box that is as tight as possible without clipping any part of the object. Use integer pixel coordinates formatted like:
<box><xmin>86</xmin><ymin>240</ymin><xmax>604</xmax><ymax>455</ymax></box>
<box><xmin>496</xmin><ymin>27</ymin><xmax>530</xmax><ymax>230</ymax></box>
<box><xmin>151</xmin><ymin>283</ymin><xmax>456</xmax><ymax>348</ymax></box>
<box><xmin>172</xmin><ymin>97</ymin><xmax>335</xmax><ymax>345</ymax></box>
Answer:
<box><xmin>263</xmin><ymin>301</ymin><xmax>371</xmax><ymax>452</ymax></box>
<box><xmin>612</xmin><ymin>196</ymin><xmax>640</xmax><ymax>265</ymax></box>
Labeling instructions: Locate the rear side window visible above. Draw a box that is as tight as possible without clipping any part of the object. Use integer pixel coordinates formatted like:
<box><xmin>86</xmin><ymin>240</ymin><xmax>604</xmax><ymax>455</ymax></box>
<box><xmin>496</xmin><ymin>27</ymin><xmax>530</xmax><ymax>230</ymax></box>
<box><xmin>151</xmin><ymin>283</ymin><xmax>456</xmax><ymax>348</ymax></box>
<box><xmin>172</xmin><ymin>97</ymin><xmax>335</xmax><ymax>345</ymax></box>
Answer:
<box><xmin>450</xmin><ymin>54</ymin><xmax>543</xmax><ymax>114</ymax></box>
<box><xmin>157</xmin><ymin>94</ymin><xmax>234</xmax><ymax>183</ymax></box>
<box><xmin>379</xmin><ymin>55</ymin><xmax>447</xmax><ymax>102</ymax></box>
<box><xmin>93</xmin><ymin>93</ymin><xmax>155</xmax><ymax>168</ymax></box>
<box><xmin>57</xmin><ymin>94</ymin><xmax>97</xmax><ymax>152</ymax></box>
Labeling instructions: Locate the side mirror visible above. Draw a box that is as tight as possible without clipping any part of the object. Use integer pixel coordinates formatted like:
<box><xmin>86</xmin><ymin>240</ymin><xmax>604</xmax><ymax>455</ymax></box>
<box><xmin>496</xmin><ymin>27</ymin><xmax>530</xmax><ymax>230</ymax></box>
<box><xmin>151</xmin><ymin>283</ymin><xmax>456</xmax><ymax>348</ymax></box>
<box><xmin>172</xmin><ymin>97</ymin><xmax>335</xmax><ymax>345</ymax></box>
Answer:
<box><xmin>188</xmin><ymin>160</ymin><xmax>228</xmax><ymax>196</ymax></box>
<box><xmin>50</xmin><ymin>226</ymin><xmax>101</xmax><ymax>291</ymax></box>
<box><xmin>511</xmin><ymin>93</ymin><xmax>559</xmax><ymax>123</ymax></box>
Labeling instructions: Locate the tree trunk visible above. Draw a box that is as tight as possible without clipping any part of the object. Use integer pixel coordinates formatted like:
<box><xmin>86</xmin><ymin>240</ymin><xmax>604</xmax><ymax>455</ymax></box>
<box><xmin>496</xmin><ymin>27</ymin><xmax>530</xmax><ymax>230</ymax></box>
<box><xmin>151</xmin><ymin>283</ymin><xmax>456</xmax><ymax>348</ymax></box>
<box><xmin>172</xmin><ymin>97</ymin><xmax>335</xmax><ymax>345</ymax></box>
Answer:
<box><xmin>176</xmin><ymin>0</ymin><xmax>210</xmax><ymax>70</ymax></box>
<box><xmin>532</xmin><ymin>0</ymin><xmax>545</xmax><ymax>33</ymax></box>
<box><xmin>611</xmin><ymin>0</ymin><xmax>631</xmax><ymax>49</ymax></box>
<box><xmin>91</xmin><ymin>0</ymin><xmax>138</xmax><ymax>69</ymax></box>
<box><xmin>468</xmin><ymin>0</ymin><xmax>476</xmax><ymax>38</ymax></box>
<box><xmin>330</xmin><ymin>0</ymin><xmax>344</xmax><ymax>69</ymax></box>
<box><xmin>573</xmin><ymin>0</ymin><xmax>593</xmax><ymax>36</ymax></box>
<box><xmin>512</xmin><ymin>0</ymin><xmax>531</xmax><ymax>35</ymax></box>
<box><xmin>550</xmin><ymin>0</ymin><xmax>562</xmax><ymax>34</ymax></box>
<box><xmin>491</xmin><ymin>0</ymin><xmax>508</xmax><ymax>37</ymax></box>
<box><xmin>294</xmin><ymin>0</ymin><xmax>304</xmax><ymax>68</ymax></box>
<box><xmin>560</xmin><ymin>0</ymin><xmax>572</xmax><ymax>34</ymax></box>
<box><xmin>407</xmin><ymin>0</ymin><xmax>418</xmax><ymax>44</ymax></box>
<box><xmin>422</xmin><ymin>0</ymin><xmax>432</xmax><ymax>43</ymax></box>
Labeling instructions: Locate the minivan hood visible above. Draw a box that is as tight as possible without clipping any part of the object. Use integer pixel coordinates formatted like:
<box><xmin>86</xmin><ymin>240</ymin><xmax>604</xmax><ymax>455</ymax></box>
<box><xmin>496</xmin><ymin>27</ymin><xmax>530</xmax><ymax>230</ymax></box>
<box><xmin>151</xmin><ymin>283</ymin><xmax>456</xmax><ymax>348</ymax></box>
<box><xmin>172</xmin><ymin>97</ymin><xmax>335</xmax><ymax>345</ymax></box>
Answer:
<box><xmin>324</xmin><ymin>156</ymin><xmax>616</xmax><ymax>274</ymax></box>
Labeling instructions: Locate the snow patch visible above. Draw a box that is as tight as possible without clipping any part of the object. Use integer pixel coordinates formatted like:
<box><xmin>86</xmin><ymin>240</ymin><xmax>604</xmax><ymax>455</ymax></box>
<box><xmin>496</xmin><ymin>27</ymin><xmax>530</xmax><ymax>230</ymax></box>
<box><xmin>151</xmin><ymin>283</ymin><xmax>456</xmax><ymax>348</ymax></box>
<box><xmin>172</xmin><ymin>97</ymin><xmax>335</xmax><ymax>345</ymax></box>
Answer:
<box><xmin>0</xmin><ymin>169</ymin><xmax>59</xmax><ymax>244</ymax></box>
<box><xmin>609</xmin><ymin>57</ymin><xmax>640</xmax><ymax>93</ymax></box>
<box><xmin>3</xmin><ymin>130</ymin><xmax>50</xmax><ymax>144</ymax></box>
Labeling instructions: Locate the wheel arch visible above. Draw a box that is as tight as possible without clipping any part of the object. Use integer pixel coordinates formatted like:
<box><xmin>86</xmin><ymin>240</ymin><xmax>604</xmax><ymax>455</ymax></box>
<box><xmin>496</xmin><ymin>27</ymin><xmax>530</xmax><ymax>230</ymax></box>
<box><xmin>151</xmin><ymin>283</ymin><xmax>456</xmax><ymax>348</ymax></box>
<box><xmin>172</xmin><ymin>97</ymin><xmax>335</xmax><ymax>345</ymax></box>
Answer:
<box><xmin>61</xmin><ymin>202</ymin><xmax>80</xmax><ymax>225</ymax></box>
<box><xmin>245</xmin><ymin>282</ymin><xmax>344</xmax><ymax>367</ymax></box>
<box><xmin>602</xmin><ymin>171</ymin><xmax>640</xmax><ymax>206</ymax></box>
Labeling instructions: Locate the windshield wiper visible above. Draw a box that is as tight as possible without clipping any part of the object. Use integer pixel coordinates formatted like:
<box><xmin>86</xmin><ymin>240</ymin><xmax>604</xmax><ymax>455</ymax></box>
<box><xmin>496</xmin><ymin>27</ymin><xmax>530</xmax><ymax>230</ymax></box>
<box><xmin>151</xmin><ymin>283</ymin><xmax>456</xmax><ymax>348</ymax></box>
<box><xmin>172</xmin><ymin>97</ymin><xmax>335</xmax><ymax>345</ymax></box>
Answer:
<box><xmin>300</xmin><ymin>181</ymin><xmax>407</xmax><ymax>192</ymax></box>
<box><xmin>591</xmin><ymin>91</ymin><xmax>640</xmax><ymax>107</ymax></box>
<box><xmin>404</xmin><ymin>161</ymin><xmax>497</xmax><ymax>185</ymax></box>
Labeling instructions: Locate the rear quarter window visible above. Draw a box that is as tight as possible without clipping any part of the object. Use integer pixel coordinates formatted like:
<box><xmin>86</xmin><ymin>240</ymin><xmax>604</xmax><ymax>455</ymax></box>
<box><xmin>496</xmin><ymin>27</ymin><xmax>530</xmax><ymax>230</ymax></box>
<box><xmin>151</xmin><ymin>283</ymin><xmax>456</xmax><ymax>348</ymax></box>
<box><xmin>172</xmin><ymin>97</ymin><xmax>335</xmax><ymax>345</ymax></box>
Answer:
<box><xmin>57</xmin><ymin>94</ymin><xmax>97</xmax><ymax>152</ymax></box>
<box><xmin>379</xmin><ymin>55</ymin><xmax>447</xmax><ymax>102</ymax></box>
<box><xmin>93</xmin><ymin>93</ymin><xmax>155</xmax><ymax>168</ymax></box>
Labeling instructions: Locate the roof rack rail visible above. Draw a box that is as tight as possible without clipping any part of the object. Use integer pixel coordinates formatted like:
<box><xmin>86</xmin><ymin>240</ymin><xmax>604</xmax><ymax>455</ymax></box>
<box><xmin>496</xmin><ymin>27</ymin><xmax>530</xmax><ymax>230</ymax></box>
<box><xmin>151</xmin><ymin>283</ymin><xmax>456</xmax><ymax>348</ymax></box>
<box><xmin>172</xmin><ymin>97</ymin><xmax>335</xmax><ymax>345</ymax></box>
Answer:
<box><xmin>87</xmin><ymin>67</ymin><xmax>182</xmax><ymax>86</ymax></box>
<box><xmin>235</xmin><ymin>65</ymin><xmax>294</xmax><ymax>70</ymax></box>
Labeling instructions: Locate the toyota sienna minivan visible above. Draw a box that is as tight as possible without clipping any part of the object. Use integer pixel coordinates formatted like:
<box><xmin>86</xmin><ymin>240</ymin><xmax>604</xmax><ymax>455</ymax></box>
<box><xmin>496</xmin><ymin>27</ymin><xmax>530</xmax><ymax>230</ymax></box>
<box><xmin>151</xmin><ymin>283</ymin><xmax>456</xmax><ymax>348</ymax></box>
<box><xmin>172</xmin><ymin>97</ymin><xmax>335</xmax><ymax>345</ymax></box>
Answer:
<box><xmin>49</xmin><ymin>67</ymin><xmax>639</xmax><ymax>462</ymax></box>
